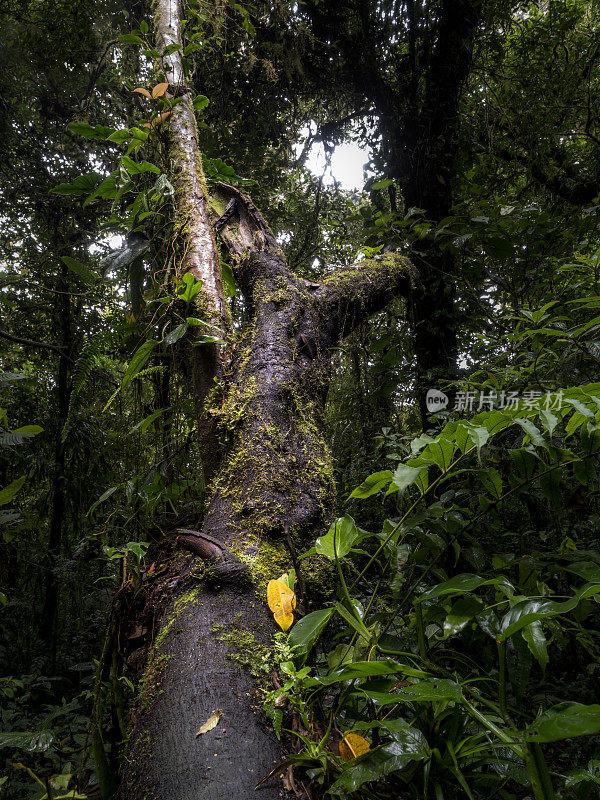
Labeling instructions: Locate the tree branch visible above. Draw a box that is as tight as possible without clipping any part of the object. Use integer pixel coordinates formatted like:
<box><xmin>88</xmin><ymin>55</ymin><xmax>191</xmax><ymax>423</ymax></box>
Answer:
<box><xmin>0</xmin><ymin>329</ymin><xmax>68</xmax><ymax>358</ymax></box>
<box><xmin>211</xmin><ymin>182</ymin><xmax>419</xmax><ymax>345</ymax></box>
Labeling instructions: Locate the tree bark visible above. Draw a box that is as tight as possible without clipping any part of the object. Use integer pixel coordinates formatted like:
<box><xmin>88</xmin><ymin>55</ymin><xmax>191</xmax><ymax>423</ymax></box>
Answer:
<box><xmin>154</xmin><ymin>0</ymin><xmax>230</xmax><ymax>478</ymax></box>
<box><xmin>118</xmin><ymin>186</ymin><xmax>416</xmax><ymax>800</ymax></box>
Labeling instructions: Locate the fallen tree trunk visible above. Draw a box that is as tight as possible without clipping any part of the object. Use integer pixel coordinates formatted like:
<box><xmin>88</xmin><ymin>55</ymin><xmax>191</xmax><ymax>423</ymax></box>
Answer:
<box><xmin>118</xmin><ymin>185</ymin><xmax>416</xmax><ymax>800</ymax></box>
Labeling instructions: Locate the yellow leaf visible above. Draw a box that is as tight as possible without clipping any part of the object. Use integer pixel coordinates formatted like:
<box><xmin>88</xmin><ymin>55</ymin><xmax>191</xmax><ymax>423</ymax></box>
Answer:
<box><xmin>133</xmin><ymin>87</ymin><xmax>152</xmax><ymax>99</ymax></box>
<box><xmin>339</xmin><ymin>733</ymin><xmax>370</xmax><ymax>762</ymax></box>
<box><xmin>196</xmin><ymin>709</ymin><xmax>221</xmax><ymax>736</ymax></box>
<box><xmin>274</xmin><ymin>607</ymin><xmax>294</xmax><ymax>631</ymax></box>
<box><xmin>152</xmin><ymin>82</ymin><xmax>169</xmax><ymax>98</ymax></box>
<box><xmin>267</xmin><ymin>578</ymin><xmax>296</xmax><ymax>631</ymax></box>
<box><xmin>267</xmin><ymin>579</ymin><xmax>296</xmax><ymax>613</ymax></box>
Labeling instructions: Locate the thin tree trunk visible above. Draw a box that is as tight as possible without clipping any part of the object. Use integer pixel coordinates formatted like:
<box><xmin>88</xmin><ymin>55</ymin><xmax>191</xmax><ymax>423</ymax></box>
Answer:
<box><xmin>118</xmin><ymin>186</ymin><xmax>416</xmax><ymax>800</ymax></box>
<box><xmin>154</xmin><ymin>0</ymin><xmax>230</xmax><ymax>478</ymax></box>
<box><xmin>39</xmin><ymin>262</ymin><xmax>71</xmax><ymax>652</ymax></box>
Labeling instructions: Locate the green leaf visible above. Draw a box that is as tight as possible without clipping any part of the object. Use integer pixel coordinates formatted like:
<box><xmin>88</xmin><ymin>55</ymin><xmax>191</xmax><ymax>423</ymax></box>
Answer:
<box><xmin>425</xmin><ymin>437</ymin><xmax>456</xmax><ymax>471</ymax></box>
<box><xmin>0</xmin><ymin>730</ymin><xmax>55</xmax><ymax>752</ymax></box>
<box><xmin>478</xmin><ymin>467</ymin><xmax>502</xmax><ymax>499</ymax></box>
<box><xmin>120</xmin><ymin>155</ymin><xmax>161</xmax><ymax>175</ymax></box>
<box><xmin>524</xmin><ymin>703</ymin><xmax>600</xmax><ymax>742</ymax></box>
<box><xmin>522</xmin><ymin>621</ymin><xmax>548</xmax><ymax>672</ymax></box>
<box><xmin>388</xmin><ymin>464</ymin><xmax>423</xmax><ymax>494</ymax></box>
<box><xmin>515</xmin><ymin>418</ymin><xmax>546</xmax><ymax>448</ymax></box>
<box><xmin>330</xmin><ymin>740</ymin><xmax>428</xmax><ymax>794</ymax></box>
<box><xmin>122</xmin><ymin>340</ymin><xmax>157</xmax><ymax>389</ymax></box>
<box><xmin>164</xmin><ymin>323</ymin><xmax>188</xmax><ymax>346</ymax></box>
<box><xmin>362</xmin><ymin>678</ymin><xmax>463</xmax><ymax>705</ymax></box>
<box><xmin>163</xmin><ymin>42</ymin><xmax>182</xmax><ymax>56</ymax></box>
<box><xmin>348</xmin><ymin>470</ymin><xmax>393</xmax><ymax>499</ymax></box>
<box><xmin>60</xmin><ymin>256</ymin><xmax>101</xmax><ymax>286</ymax></box>
<box><xmin>87</xmin><ymin>485</ymin><xmax>119</xmax><ymax>516</ymax></box>
<box><xmin>13</xmin><ymin>425</ymin><xmax>43</xmax><ymax>436</ymax></box>
<box><xmin>119</xmin><ymin>33</ymin><xmax>144</xmax><ymax>44</ymax></box>
<box><xmin>315</xmin><ymin>515</ymin><xmax>360</xmax><ymax>560</ymax></box>
<box><xmin>443</xmin><ymin>596</ymin><xmax>484</xmax><ymax>637</ymax></box>
<box><xmin>193</xmin><ymin>335</ymin><xmax>225</xmax><ymax>345</ymax></box>
<box><xmin>51</xmin><ymin>172</ymin><xmax>102</xmax><ymax>195</ymax></box>
<box><xmin>0</xmin><ymin>476</ymin><xmax>26</xmax><ymax>507</ymax></box>
<box><xmin>193</xmin><ymin>94</ymin><xmax>210</xmax><ymax>111</ymax></box>
<box><xmin>288</xmin><ymin>608</ymin><xmax>334</xmax><ymax>664</ymax></box>
<box><xmin>310</xmin><ymin>659</ymin><xmax>408</xmax><ymax>686</ymax></box>
<box><xmin>420</xmin><ymin>573</ymin><xmax>513</xmax><ymax>601</ymax></box>
<box><xmin>67</xmin><ymin>122</ymin><xmax>113</xmax><ymax>140</ymax></box>
<box><xmin>176</xmin><ymin>272</ymin><xmax>203</xmax><ymax>304</ymax></box>
<box><xmin>129</xmin><ymin>407</ymin><xmax>172</xmax><ymax>435</ymax></box>
<box><xmin>334</xmin><ymin>602</ymin><xmax>371</xmax><ymax>641</ymax></box>
<box><xmin>371</xmin><ymin>179</ymin><xmax>393</xmax><ymax>190</ymax></box>
<box><xmin>499</xmin><ymin>582</ymin><xmax>600</xmax><ymax>640</ymax></box>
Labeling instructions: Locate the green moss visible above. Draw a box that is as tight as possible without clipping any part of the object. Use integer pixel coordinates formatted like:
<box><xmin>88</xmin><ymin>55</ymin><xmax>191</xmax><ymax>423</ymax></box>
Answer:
<box><xmin>134</xmin><ymin>585</ymin><xmax>202</xmax><ymax>717</ymax></box>
<box><xmin>230</xmin><ymin>534</ymin><xmax>289</xmax><ymax>591</ymax></box>
<box><xmin>214</xmin><ymin>615</ymin><xmax>274</xmax><ymax>681</ymax></box>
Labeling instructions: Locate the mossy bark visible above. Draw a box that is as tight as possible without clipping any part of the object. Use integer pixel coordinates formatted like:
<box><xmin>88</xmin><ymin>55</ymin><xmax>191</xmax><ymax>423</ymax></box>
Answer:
<box><xmin>118</xmin><ymin>184</ymin><xmax>416</xmax><ymax>800</ymax></box>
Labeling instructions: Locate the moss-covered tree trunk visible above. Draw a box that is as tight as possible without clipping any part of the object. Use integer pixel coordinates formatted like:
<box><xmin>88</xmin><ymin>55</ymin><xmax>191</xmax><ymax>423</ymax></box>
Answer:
<box><xmin>118</xmin><ymin>185</ymin><xmax>415</xmax><ymax>800</ymax></box>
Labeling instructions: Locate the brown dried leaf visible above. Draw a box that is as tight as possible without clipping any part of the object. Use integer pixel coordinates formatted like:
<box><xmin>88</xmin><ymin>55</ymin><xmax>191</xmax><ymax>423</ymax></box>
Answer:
<box><xmin>196</xmin><ymin>709</ymin><xmax>222</xmax><ymax>736</ymax></box>
<box><xmin>133</xmin><ymin>87</ymin><xmax>152</xmax><ymax>98</ymax></box>
<box><xmin>152</xmin><ymin>82</ymin><xmax>169</xmax><ymax>99</ymax></box>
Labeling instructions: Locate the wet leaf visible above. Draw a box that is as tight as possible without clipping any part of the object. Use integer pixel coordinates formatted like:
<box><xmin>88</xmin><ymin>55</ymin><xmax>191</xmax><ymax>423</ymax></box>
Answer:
<box><xmin>288</xmin><ymin>608</ymin><xmax>333</xmax><ymax>663</ymax></box>
<box><xmin>196</xmin><ymin>710</ymin><xmax>221</xmax><ymax>736</ymax></box>
<box><xmin>524</xmin><ymin>703</ymin><xmax>600</xmax><ymax>742</ymax></box>
<box><xmin>267</xmin><ymin>578</ymin><xmax>296</xmax><ymax>631</ymax></box>
<box><xmin>339</xmin><ymin>733</ymin><xmax>370</xmax><ymax>761</ymax></box>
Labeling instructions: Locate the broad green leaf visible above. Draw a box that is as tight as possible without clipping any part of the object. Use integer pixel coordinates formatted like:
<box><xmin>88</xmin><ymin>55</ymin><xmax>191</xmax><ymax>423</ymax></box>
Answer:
<box><xmin>0</xmin><ymin>476</ymin><xmax>26</xmax><ymax>507</ymax></box>
<box><xmin>387</xmin><ymin>464</ymin><xmax>423</xmax><ymax>494</ymax></box>
<box><xmin>120</xmin><ymin>155</ymin><xmax>160</xmax><ymax>175</ymax></box>
<box><xmin>362</xmin><ymin>678</ymin><xmax>463</xmax><ymax>705</ymax></box>
<box><xmin>522</xmin><ymin>621</ymin><xmax>548</xmax><ymax>672</ymax></box>
<box><xmin>420</xmin><ymin>573</ymin><xmax>513</xmax><ymax>601</ymax></box>
<box><xmin>50</xmin><ymin>172</ymin><xmax>102</xmax><ymax>195</ymax></box>
<box><xmin>164</xmin><ymin>323</ymin><xmax>188</xmax><ymax>346</ymax></box>
<box><xmin>315</xmin><ymin>515</ymin><xmax>360</xmax><ymax>559</ymax></box>
<box><xmin>119</xmin><ymin>33</ymin><xmax>144</xmax><ymax>44</ymax></box>
<box><xmin>310</xmin><ymin>659</ymin><xmax>408</xmax><ymax>686</ymax></box>
<box><xmin>175</xmin><ymin>272</ymin><xmax>203</xmax><ymax>304</ymax></box>
<box><xmin>193</xmin><ymin>94</ymin><xmax>210</xmax><ymax>111</ymax></box>
<box><xmin>14</xmin><ymin>425</ymin><xmax>43</xmax><ymax>436</ymax></box>
<box><xmin>443</xmin><ymin>596</ymin><xmax>484</xmax><ymax>637</ymax></box>
<box><xmin>515</xmin><ymin>418</ymin><xmax>546</xmax><ymax>448</ymax></box>
<box><xmin>500</xmin><ymin>583</ymin><xmax>600</xmax><ymax>640</ymax></box>
<box><xmin>61</xmin><ymin>256</ymin><xmax>100</xmax><ymax>286</ymax></box>
<box><xmin>122</xmin><ymin>340</ymin><xmax>157</xmax><ymax>388</ymax></box>
<box><xmin>330</xmin><ymin>741</ymin><xmax>427</xmax><ymax>794</ymax></box>
<box><xmin>524</xmin><ymin>703</ymin><xmax>600</xmax><ymax>742</ymax></box>
<box><xmin>67</xmin><ymin>123</ymin><xmax>113</xmax><ymax>140</ymax></box>
<box><xmin>539</xmin><ymin>409</ymin><xmax>559</xmax><ymax>436</ymax></box>
<box><xmin>0</xmin><ymin>730</ymin><xmax>54</xmax><ymax>752</ymax></box>
<box><xmin>425</xmin><ymin>437</ymin><xmax>456</xmax><ymax>471</ymax></box>
<box><xmin>478</xmin><ymin>467</ymin><xmax>502</xmax><ymax>499</ymax></box>
<box><xmin>348</xmin><ymin>470</ymin><xmax>393</xmax><ymax>499</ymax></box>
<box><xmin>288</xmin><ymin>608</ymin><xmax>333</xmax><ymax>664</ymax></box>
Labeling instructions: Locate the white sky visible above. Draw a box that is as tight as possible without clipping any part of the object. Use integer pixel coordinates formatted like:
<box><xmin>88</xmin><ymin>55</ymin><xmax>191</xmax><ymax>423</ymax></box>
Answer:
<box><xmin>302</xmin><ymin>139</ymin><xmax>370</xmax><ymax>191</ymax></box>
